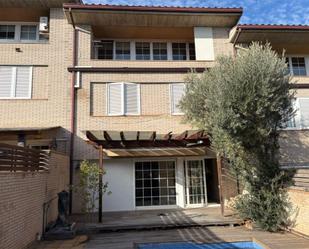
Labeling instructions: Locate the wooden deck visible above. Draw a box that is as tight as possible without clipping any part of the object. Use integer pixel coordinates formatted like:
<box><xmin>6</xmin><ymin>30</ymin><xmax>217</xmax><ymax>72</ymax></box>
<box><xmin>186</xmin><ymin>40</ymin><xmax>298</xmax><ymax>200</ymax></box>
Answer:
<box><xmin>85</xmin><ymin>226</ymin><xmax>309</xmax><ymax>249</ymax></box>
<box><xmin>71</xmin><ymin>207</ymin><xmax>242</xmax><ymax>232</ymax></box>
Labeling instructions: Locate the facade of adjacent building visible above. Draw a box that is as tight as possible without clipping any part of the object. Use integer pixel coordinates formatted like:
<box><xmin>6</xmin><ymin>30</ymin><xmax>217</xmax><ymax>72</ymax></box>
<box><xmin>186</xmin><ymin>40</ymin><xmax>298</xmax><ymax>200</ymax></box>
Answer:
<box><xmin>0</xmin><ymin>1</ymin><xmax>308</xmax><ymax>214</ymax></box>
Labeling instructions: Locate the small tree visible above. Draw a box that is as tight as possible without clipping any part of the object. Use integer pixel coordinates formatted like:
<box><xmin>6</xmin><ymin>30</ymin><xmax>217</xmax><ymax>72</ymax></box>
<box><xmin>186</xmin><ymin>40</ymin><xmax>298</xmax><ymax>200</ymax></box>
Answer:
<box><xmin>74</xmin><ymin>160</ymin><xmax>110</xmax><ymax>214</ymax></box>
<box><xmin>180</xmin><ymin>43</ymin><xmax>295</xmax><ymax>231</ymax></box>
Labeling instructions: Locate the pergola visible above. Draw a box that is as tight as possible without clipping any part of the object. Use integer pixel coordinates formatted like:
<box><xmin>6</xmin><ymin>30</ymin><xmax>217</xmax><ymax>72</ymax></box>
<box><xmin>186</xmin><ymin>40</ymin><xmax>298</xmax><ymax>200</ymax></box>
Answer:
<box><xmin>85</xmin><ymin>130</ymin><xmax>224</xmax><ymax>222</ymax></box>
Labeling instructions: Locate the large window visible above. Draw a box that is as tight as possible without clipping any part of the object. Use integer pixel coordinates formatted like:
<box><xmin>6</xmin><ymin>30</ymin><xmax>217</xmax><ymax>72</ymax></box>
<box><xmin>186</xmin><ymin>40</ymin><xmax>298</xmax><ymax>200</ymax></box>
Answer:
<box><xmin>171</xmin><ymin>83</ymin><xmax>185</xmax><ymax>114</ymax></box>
<box><xmin>0</xmin><ymin>66</ymin><xmax>32</xmax><ymax>99</ymax></box>
<box><xmin>115</xmin><ymin>42</ymin><xmax>131</xmax><ymax>60</ymax></box>
<box><xmin>135</xmin><ymin>161</ymin><xmax>176</xmax><ymax>207</ymax></box>
<box><xmin>136</xmin><ymin>42</ymin><xmax>150</xmax><ymax>60</ymax></box>
<box><xmin>286</xmin><ymin>57</ymin><xmax>307</xmax><ymax>76</ymax></box>
<box><xmin>93</xmin><ymin>40</ymin><xmax>197</xmax><ymax>61</ymax></box>
<box><xmin>153</xmin><ymin>42</ymin><xmax>167</xmax><ymax>60</ymax></box>
<box><xmin>0</xmin><ymin>24</ymin><xmax>38</xmax><ymax>42</ymax></box>
<box><xmin>0</xmin><ymin>25</ymin><xmax>15</xmax><ymax>40</ymax></box>
<box><xmin>20</xmin><ymin>25</ymin><xmax>37</xmax><ymax>41</ymax></box>
<box><xmin>94</xmin><ymin>41</ymin><xmax>113</xmax><ymax>59</ymax></box>
<box><xmin>284</xmin><ymin>98</ymin><xmax>309</xmax><ymax>129</ymax></box>
<box><xmin>172</xmin><ymin>43</ymin><xmax>187</xmax><ymax>60</ymax></box>
<box><xmin>107</xmin><ymin>82</ymin><xmax>140</xmax><ymax>115</ymax></box>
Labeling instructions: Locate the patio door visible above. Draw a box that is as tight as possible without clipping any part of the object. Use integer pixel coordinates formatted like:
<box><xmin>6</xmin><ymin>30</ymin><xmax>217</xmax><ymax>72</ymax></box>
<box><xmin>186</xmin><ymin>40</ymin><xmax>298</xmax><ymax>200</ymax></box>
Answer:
<box><xmin>185</xmin><ymin>159</ymin><xmax>207</xmax><ymax>207</ymax></box>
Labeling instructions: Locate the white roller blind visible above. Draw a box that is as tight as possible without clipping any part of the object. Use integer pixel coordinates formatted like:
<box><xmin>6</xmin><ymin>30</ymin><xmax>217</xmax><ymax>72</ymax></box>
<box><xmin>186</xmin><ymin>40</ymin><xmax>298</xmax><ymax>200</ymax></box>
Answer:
<box><xmin>16</xmin><ymin>67</ymin><xmax>31</xmax><ymax>98</ymax></box>
<box><xmin>125</xmin><ymin>83</ymin><xmax>139</xmax><ymax>114</ymax></box>
<box><xmin>171</xmin><ymin>83</ymin><xmax>185</xmax><ymax>114</ymax></box>
<box><xmin>298</xmin><ymin>98</ymin><xmax>309</xmax><ymax>128</ymax></box>
<box><xmin>194</xmin><ymin>27</ymin><xmax>214</xmax><ymax>61</ymax></box>
<box><xmin>108</xmin><ymin>83</ymin><xmax>123</xmax><ymax>115</ymax></box>
<box><xmin>0</xmin><ymin>67</ymin><xmax>13</xmax><ymax>98</ymax></box>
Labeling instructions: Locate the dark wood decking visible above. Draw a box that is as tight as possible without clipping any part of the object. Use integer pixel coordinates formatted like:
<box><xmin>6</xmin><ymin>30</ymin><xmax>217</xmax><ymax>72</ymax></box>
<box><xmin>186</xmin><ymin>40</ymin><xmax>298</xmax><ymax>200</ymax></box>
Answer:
<box><xmin>71</xmin><ymin>207</ymin><xmax>242</xmax><ymax>232</ymax></box>
<box><xmin>85</xmin><ymin>226</ymin><xmax>309</xmax><ymax>249</ymax></box>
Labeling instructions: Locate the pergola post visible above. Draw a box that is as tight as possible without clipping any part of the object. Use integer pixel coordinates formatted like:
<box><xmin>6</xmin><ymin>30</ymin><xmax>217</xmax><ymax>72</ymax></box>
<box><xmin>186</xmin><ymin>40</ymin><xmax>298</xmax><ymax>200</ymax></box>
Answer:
<box><xmin>216</xmin><ymin>154</ymin><xmax>224</xmax><ymax>216</ymax></box>
<box><xmin>98</xmin><ymin>145</ymin><xmax>103</xmax><ymax>223</ymax></box>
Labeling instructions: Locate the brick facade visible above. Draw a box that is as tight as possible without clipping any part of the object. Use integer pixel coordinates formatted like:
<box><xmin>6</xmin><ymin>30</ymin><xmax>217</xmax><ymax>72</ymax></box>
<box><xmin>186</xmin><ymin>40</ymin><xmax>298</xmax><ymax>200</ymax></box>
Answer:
<box><xmin>0</xmin><ymin>151</ymin><xmax>69</xmax><ymax>249</ymax></box>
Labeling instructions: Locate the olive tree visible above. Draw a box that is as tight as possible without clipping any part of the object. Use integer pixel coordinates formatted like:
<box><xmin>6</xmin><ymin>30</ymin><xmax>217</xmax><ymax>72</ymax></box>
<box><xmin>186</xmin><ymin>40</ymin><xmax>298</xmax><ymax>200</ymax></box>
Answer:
<box><xmin>180</xmin><ymin>43</ymin><xmax>295</xmax><ymax>231</ymax></box>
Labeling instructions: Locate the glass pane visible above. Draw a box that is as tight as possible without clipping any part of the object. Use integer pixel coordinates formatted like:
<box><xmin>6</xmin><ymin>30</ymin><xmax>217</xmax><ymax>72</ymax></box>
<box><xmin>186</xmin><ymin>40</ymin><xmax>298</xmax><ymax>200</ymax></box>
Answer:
<box><xmin>135</xmin><ymin>160</ymin><xmax>176</xmax><ymax>206</ymax></box>
<box><xmin>95</xmin><ymin>41</ymin><xmax>113</xmax><ymax>59</ymax></box>
<box><xmin>189</xmin><ymin>43</ymin><xmax>196</xmax><ymax>60</ymax></box>
<box><xmin>136</xmin><ymin>42</ymin><xmax>150</xmax><ymax>60</ymax></box>
<box><xmin>186</xmin><ymin>160</ymin><xmax>205</xmax><ymax>205</ymax></box>
<box><xmin>20</xmin><ymin>25</ymin><xmax>37</xmax><ymax>40</ymax></box>
<box><xmin>0</xmin><ymin>25</ymin><xmax>15</xmax><ymax>40</ymax></box>
<box><xmin>115</xmin><ymin>42</ymin><xmax>130</xmax><ymax>60</ymax></box>
<box><xmin>172</xmin><ymin>43</ymin><xmax>187</xmax><ymax>60</ymax></box>
<box><xmin>291</xmin><ymin>57</ymin><xmax>307</xmax><ymax>76</ymax></box>
<box><xmin>153</xmin><ymin>42</ymin><xmax>167</xmax><ymax>60</ymax></box>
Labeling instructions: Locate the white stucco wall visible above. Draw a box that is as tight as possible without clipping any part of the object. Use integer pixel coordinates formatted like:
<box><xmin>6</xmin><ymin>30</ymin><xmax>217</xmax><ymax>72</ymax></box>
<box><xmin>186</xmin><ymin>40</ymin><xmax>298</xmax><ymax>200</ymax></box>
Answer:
<box><xmin>103</xmin><ymin>158</ymin><xmax>135</xmax><ymax>212</ymax></box>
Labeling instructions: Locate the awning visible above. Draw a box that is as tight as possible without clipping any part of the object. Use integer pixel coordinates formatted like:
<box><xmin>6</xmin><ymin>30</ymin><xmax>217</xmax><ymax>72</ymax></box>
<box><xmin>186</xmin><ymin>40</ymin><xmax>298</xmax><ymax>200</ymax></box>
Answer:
<box><xmin>0</xmin><ymin>0</ymin><xmax>80</xmax><ymax>8</ymax></box>
<box><xmin>0</xmin><ymin>126</ymin><xmax>60</xmax><ymax>133</ymax></box>
<box><xmin>85</xmin><ymin>130</ymin><xmax>214</xmax><ymax>158</ymax></box>
<box><xmin>64</xmin><ymin>4</ymin><xmax>242</xmax><ymax>28</ymax></box>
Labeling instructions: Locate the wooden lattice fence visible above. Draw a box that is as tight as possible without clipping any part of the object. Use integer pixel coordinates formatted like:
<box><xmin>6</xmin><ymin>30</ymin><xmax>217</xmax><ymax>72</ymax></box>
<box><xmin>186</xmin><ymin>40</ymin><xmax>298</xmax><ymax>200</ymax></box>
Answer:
<box><xmin>0</xmin><ymin>143</ymin><xmax>49</xmax><ymax>172</ymax></box>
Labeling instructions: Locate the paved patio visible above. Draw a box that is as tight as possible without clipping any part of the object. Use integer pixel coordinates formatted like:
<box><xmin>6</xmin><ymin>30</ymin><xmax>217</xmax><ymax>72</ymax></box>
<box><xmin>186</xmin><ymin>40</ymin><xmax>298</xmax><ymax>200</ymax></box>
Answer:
<box><xmin>70</xmin><ymin>207</ymin><xmax>242</xmax><ymax>232</ymax></box>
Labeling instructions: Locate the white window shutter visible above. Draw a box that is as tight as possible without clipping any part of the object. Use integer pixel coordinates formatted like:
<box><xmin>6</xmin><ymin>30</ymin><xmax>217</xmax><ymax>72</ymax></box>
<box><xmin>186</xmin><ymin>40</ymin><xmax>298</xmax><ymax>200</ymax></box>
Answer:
<box><xmin>171</xmin><ymin>83</ymin><xmax>185</xmax><ymax>114</ymax></box>
<box><xmin>124</xmin><ymin>83</ymin><xmax>139</xmax><ymax>115</ymax></box>
<box><xmin>108</xmin><ymin>83</ymin><xmax>123</xmax><ymax>115</ymax></box>
<box><xmin>15</xmin><ymin>67</ymin><xmax>31</xmax><ymax>98</ymax></box>
<box><xmin>0</xmin><ymin>67</ymin><xmax>13</xmax><ymax>98</ymax></box>
<box><xmin>298</xmin><ymin>98</ymin><xmax>309</xmax><ymax>128</ymax></box>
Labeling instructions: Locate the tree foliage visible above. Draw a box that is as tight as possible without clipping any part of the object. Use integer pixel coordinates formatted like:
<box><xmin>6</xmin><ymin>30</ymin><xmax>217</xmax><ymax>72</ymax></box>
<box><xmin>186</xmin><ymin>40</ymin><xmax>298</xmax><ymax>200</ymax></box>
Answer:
<box><xmin>180</xmin><ymin>43</ymin><xmax>295</xmax><ymax>231</ymax></box>
<box><xmin>74</xmin><ymin>160</ymin><xmax>110</xmax><ymax>214</ymax></box>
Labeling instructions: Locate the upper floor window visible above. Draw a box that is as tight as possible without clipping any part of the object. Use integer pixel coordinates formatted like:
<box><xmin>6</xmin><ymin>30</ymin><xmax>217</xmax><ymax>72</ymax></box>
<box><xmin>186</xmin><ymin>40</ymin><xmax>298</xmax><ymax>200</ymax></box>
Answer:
<box><xmin>0</xmin><ymin>24</ymin><xmax>39</xmax><ymax>43</ymax></box>
<box><xmin>172</xmin><ymin>43</ymin><xmax>187</xmax><ymax>60</ymax></box>
<box><xmin>170</xmin><ymin>83</ymin><xmax>185</xmax><ymax>115</ymax></box>
<box><xmin>153</xmin><ymin>42</ymin><xmax>167</xmax><ymax>60</ymax></box>
<box><xmin>286</xmin><ymin>57</ymin><xmax>307</xmax><ymax>76</ymax></box>
<box><xmin>0</xmin><ymin>66</ymin><xmax>32</xmax><ymax>99</ymax></box>
<box><xmin>107</xmin><ymin>82</ymin><xmax>140</xmax><ymax>115</ymax></box>
<box><xmin>115</xmin><ymin>42</ymin><xmax>131</xmax><ymax>60</ymax></box>
<box><xmin>0</xmin><ymin>25</ymin><xmax>15</xmax><ymax>40</ymax></box>
<box><xmin>136</xmin><ymin>42</ymin><xmax>150</xmax><ymax>60</ymax></box>
<box><xmin>93</xmin><ymin>40</ymin><xmax>195</xmax><ymax>61</ymax></box>
<box><xmin>20</xmin><ymin>25</ymin><xmax>37</xmax><ymax>41</ymax></box>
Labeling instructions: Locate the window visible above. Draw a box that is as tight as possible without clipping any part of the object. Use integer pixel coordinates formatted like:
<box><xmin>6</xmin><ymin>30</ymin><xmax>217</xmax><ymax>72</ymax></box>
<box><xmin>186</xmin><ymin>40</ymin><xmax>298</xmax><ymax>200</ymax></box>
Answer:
<box><xmin>291</xmin><ymin>57</ymin><xmax>307</xmax><ymax>76</ymax></box>
<box><xmin>284</xmin><ymin>98</ymin><xmax>309</xmax><ymax>129</ymax></box>
<box><xmin>0</xmin><ymin>66</ymin><xmax>32</xmax><ymax>98</ymax></box>
<box><xmin>172</xmin><ymin>43</ymin><xmax>187</xmax><ymax>60</ymax></box>
<box><xmin>94</xmin><ymin>41</ymin><xmax>113</xmax><ymax>59</ymax></box>
<box><xmin>171</xmin><ymin>83</ymin><xmax>185</xmax><ymax>114</ymax></box>
<box><xmin>20</xmin><ymin>25</ymin><xmax>37</xmax><ymax>41</ymax></box>
<box><xmin>0</xmin><ymin>25</ymin><xmax>15</xmax><ymax>40</ymax></box>
<box><xmin>115</xmin><ymin>42</ymin><xmax>131</xmax><ymax>60</ymax></box>
<box><xmin>107</xmin><ymin>82</ymin><xmax>140</xmax><ymax>115</ymax></box>
<box><xmin>135</xmin><ymin>161</ymin><xmax>176</xmax><ymax>207</ymax></box>
<box><xmin>136</xmin><ymin>42</ymin><xmax>150</xmax><ymax>60</ymax></box>
<box><xmin>153</xmin><ymin>43</ymin><xmax>167</xmax><ymax>60</ymax></box>
<box><xmin>189</xmin><ymin>43</ymin><xmax>196</xmax><ymax>60</ymax></box>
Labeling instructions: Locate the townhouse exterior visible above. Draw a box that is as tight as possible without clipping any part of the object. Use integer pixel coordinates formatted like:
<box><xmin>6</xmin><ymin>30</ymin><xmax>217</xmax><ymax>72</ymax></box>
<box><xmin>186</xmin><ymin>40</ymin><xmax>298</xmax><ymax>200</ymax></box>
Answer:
<box><xmin>0</xmin><ymin>1</ymin><xmax>308</xmax><ymax>214</ymax></box>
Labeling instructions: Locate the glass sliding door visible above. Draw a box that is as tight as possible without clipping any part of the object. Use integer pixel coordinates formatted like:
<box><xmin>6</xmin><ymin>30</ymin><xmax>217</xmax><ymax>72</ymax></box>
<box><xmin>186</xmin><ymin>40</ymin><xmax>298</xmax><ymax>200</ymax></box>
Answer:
<box><xmin>135</xmin><ymin>160</ymin><xmax>176</xmax><ymax>207</ymax></box>
<box><xmin>185</xmin><ymin>160</ymin><xmax>207</xmax><ymax>206</ymax></box>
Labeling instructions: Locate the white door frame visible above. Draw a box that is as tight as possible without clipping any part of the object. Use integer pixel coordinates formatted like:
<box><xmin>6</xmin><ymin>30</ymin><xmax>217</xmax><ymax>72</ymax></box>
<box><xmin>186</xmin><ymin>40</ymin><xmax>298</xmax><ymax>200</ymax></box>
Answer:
<box><xmin>185</xmin><ymin>159</ymin><xmax>208</xmax><ymax>208</ymax></box>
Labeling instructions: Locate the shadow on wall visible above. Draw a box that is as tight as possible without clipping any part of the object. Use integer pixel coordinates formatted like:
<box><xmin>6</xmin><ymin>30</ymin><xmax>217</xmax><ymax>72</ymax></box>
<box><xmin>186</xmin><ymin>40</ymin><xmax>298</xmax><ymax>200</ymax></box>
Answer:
<box><xmin>279</xmin><ymin>130</ymin><xmax>309</xmax><ymax>166</ymax></box>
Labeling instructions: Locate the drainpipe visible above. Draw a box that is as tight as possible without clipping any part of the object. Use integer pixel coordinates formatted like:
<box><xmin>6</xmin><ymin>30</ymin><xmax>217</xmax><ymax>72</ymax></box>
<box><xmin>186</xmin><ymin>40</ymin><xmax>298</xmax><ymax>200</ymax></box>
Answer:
<box><xmin>232</xmin><ymin>27</ymin><xmax>241</xmax><ymax>57</ymax></box>
<box><xmin>69</xmin><ymin>8</ymin><xmax>78</xmax><ymax>214</ymax></box>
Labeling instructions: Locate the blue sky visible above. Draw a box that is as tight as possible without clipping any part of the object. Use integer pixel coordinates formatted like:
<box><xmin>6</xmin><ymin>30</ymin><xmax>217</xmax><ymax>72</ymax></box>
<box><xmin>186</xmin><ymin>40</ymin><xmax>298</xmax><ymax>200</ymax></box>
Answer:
<box><xmin>84</xmin><ymin>0</ymin><xmax>309</xmax><ymax>25</ymax></box>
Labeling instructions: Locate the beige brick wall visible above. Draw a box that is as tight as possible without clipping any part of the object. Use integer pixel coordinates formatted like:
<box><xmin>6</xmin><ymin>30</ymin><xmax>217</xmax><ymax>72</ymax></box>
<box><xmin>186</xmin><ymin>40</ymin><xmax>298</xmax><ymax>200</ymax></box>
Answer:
<box><xmin>288</xmin><ymin>189</ymin><xmax>309</xmax><ymax>236</ymax></box>
<box><xmin>0</xmin><ymin>8</ymin><xmax>72</xmax><ymax>132</ymax></box>
<box><xmin>0</xmin><ymin>151</ymin><xmax>69</xmax><ymax>249</ymax></box>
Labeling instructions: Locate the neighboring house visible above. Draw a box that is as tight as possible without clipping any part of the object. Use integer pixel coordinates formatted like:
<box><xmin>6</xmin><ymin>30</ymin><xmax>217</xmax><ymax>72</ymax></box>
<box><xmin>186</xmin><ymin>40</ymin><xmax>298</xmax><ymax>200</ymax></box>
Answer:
<box><xmin>0</xmin><ymin>1</ymin><xmax>308</xmax><ymax>214</ymax></box>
